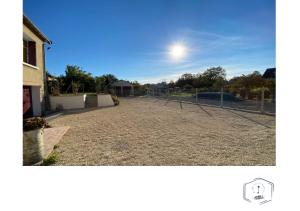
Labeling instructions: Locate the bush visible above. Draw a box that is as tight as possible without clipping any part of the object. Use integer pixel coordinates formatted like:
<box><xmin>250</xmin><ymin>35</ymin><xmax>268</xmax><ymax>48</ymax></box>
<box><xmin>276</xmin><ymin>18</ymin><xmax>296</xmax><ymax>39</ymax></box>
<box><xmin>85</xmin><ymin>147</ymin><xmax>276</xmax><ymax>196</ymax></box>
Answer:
<box><xmin>183</xmin><ymin>84</ymin><xmax>193</xmax><ymax>90</ymax></box>
<box><xmin>42</xmin><ymin>152</ymin><xmax>58</xmax><ymax>166</ymax></box>
<box><xmin>111</xmin><ymin>95</ymin><xmax>119</xmax><ymax>105</ymax></box>
<box><xmin>23</xmin><ymin>117</ymin><xmax>50</xmax><ymax>131</ymax></box>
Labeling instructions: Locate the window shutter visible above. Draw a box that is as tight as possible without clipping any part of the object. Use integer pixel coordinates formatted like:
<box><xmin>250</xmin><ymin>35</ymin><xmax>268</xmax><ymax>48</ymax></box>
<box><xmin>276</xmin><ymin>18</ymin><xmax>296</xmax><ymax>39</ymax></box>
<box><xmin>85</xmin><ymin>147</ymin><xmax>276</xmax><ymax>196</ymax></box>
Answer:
<box><xmin>28</xmin><ymin>41</ymin><xmax>36</xmax><ymax>66</ymax></box>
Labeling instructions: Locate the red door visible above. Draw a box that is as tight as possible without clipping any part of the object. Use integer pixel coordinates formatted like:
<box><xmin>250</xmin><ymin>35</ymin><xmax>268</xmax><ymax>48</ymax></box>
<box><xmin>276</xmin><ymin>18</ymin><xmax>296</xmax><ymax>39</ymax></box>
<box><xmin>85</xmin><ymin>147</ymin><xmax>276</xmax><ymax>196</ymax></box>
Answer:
<box><xmin>23</xmin><ymin>86</ymin><xmax>32</xmax><ymax>117</ymax></box>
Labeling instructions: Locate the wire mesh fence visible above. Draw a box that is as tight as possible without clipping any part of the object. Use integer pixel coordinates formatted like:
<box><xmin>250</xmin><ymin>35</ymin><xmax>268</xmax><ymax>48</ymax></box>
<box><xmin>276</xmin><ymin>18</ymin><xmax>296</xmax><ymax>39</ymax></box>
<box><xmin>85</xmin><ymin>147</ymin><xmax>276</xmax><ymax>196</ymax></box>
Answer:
<box><xmin>146</xmin><ymin>87</ymin><xmax>275</xmax><ymax>114</ymax></box>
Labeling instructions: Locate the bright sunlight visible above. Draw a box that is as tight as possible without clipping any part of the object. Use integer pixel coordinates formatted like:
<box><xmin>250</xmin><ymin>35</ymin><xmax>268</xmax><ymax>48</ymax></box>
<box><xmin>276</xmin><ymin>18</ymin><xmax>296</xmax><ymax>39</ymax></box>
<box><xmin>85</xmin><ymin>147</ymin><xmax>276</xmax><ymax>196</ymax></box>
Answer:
<box><xmin>169</xmin><ymin>43</ymin><xmax>187</xmax><ymax>61</ymax></box>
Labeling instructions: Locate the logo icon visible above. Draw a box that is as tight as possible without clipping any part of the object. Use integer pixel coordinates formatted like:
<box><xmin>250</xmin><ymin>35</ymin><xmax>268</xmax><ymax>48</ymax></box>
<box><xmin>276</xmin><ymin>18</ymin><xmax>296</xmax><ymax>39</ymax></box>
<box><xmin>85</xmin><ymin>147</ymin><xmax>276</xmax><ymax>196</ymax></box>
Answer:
<box><xmin>243</xmin><ymin>178</ymin><xmax>274</xmax><ymax>205</ymax></box>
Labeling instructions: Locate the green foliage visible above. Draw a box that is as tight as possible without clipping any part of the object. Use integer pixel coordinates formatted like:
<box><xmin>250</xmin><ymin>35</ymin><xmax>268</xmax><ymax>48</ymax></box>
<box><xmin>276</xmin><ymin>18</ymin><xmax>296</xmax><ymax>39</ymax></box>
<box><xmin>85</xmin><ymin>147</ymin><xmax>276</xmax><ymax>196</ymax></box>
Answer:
<box><xmin>42</xmin><ymin>152</ymin><xmax>58</xmax><ymax>166</ymax></box>
<box><xmin>59</xmin><ymin>65</ymin><xmax>96</xmax><ymax>93</ymax></box>
<box><xmin>168</xmin><ymin>80</ymin><xmax>175</xmax><ymax>88</ymax></box>
<box><xmin>176</xmin><ymin>73</ymin><xmax>195</xmax><ymax>88</ymax></box>
<box><xmin>131</xmin><ymin>80</ymin><xmax>147</xmax><ymax>96</ymax></box>
<box><xmin>95</xmin><ymin>74</ymin><xmax>118</xmax><ymax>93</ymax></box>
<box><xmin>71</xmin><ymin>81</ymin><xmax>80</xmax><ymax>94</ymax></box>
<box><xmin>168</xmin><ymin>67</ymin><xmax>275</xmax><ymax>100</ymax></box>
<box><xmin>228</xmin><ymin>71</ymin><xmax>266</xmax><ymax>99</ymax></box>
<box><xmin>183</xmin><ymin>84</ymin><xmax>193</xmax><ymax>90</ymax></box>
<box><xmin>175</xmin><ymin>66</ymin><xmax>226</xmax><ymax>89</ymax></box>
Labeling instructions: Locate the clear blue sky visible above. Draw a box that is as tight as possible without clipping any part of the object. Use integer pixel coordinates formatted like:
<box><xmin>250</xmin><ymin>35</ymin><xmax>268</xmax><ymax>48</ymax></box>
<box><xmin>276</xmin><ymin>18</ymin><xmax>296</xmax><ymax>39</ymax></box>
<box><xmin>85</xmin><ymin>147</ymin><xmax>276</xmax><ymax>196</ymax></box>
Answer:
<box><xmin>24</xmin><ymin>0</ymin><xmax>275</xmax><ymax>83</ymax></box>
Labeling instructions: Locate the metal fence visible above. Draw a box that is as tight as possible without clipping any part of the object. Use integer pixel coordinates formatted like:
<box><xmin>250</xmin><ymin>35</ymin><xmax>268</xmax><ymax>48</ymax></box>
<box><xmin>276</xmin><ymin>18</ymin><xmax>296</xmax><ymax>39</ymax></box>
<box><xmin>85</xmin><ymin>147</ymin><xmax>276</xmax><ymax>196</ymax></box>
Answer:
<box><xmin>146</xmin><ymin>87</ymin><xmax>275</xmax><ymax>115</ymax></box>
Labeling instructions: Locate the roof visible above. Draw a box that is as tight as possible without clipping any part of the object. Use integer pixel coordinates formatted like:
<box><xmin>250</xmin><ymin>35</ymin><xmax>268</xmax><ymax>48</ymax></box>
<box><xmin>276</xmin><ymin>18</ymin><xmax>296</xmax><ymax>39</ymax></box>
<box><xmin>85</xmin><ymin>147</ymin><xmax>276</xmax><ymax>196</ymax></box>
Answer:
<box><xmin>111</xmin><ymin>80</ymin><xmax>132</xmax><ymax>87</ymax></box>
<box><xmin>262</xmin><ymin>68</ymin><xmax>276</xmax><ymax>79</ymax></box>
<box><xmin>23</xmin><ymin>14</ymin><xmax>52</xmax><ymax>44</ymax></box>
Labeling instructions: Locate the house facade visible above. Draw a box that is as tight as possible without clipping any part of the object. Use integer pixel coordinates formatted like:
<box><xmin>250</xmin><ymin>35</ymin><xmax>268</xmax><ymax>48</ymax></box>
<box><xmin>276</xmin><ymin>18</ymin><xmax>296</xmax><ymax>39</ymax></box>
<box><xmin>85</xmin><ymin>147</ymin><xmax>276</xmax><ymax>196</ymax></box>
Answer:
<box><xmin>23</xmin><ymin>15</ymin><xmax>51</xmax><ymax>117</ymax></box>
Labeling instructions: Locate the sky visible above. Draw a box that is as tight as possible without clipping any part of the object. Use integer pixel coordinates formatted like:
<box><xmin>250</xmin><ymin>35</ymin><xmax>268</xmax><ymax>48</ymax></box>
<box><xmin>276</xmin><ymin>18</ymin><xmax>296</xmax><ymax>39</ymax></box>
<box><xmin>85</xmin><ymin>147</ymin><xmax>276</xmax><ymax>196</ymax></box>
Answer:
<box><xmin>24</xmin><ymin>0</ymin><xmax>275</xmax><ymax>84</ymax></box>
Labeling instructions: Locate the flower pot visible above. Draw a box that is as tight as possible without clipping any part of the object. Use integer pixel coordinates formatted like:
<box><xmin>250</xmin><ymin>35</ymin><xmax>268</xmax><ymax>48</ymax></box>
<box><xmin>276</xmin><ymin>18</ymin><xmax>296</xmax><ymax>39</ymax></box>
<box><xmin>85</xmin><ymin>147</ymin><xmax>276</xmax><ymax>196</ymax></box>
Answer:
<box><xmin>23</xmin><ymin>128</ymin><xmax>44</xmax><ymax>165</ymax></box>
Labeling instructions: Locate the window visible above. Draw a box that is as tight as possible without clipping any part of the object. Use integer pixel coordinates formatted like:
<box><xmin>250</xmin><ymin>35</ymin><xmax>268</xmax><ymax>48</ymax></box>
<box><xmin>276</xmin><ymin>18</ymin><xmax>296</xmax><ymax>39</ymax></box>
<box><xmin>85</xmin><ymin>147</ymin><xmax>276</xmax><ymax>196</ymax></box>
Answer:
<box><xmin>23</xmin><ymin>40</ymin><xmax>28</xmax><ymax>63</ymax></box>
<box><xmin>23</xmin><ymin>39</ymin><xmax>36</xmax><ymax>66</ymax></box>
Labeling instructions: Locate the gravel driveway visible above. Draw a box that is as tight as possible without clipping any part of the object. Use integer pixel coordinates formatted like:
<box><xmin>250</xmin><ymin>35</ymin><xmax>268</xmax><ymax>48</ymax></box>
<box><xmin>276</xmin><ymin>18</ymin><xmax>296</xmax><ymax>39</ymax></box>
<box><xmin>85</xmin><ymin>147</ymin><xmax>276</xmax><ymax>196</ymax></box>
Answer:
<box><xmin>49</xmin><ymin>97</ymin><xmax>275</xmax><ymax>165</ymax></box>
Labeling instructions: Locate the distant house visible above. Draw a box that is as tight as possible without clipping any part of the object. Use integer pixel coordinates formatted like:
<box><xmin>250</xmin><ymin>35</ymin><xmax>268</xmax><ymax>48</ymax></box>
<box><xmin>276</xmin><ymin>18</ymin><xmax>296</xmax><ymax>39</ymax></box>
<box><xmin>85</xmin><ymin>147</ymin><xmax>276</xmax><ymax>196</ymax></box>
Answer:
<box><xmin>23</xmin><ymin>15</ymin><xmax>52</xmax><ymax>117</ymax></box>
<box><xmin>262</xmin><ymin>68</ymin><xmax>275</xmax><ymax>79</ymax></box>
<box><xmin>111</xmin><ymin>80</ymin><xmax>134</xmax><ymax>96</ymax></box>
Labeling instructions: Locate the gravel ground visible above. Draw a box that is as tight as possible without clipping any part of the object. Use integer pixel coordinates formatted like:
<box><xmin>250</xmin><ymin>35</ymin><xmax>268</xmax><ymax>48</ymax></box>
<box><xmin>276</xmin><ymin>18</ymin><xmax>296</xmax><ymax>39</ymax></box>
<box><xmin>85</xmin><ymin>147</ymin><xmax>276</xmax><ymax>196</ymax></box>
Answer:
<box><xmin>49</xmin><ymin>97</ymin><xmax>275</xmax><ymax>166</ymax></box>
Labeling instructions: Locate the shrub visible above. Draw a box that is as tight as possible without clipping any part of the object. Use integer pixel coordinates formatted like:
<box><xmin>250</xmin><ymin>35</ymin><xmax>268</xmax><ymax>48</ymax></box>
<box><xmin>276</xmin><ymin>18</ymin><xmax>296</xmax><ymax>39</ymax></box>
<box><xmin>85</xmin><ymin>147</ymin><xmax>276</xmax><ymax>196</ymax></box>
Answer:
<box><xmin>111</xmin><ymin>95</ymin><xmax>119</xmax><ymax>105</ymax></box>
<box><xmin>42</xmin><ymin>152</ymin><xmax>58</xmax><ymax>166</ymax></box>
<box><xmin>183</xmin><ymin>84</ymin><xmax>193</xmax><ymax>90</ymax></box>
<box><xmin>23</xmin><ymin>117</ymin><xmax>50</xmax><ymax>131</ymax></box>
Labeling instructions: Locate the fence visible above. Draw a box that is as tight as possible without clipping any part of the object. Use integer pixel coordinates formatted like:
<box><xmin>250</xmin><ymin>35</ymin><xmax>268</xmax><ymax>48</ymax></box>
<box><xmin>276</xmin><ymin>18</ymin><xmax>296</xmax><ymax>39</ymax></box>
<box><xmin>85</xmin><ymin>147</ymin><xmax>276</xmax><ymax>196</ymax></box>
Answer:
<box><xmin>146</xmin><ymin>87</ymin><xmax>275</xmax><ymax>115</ymax></box>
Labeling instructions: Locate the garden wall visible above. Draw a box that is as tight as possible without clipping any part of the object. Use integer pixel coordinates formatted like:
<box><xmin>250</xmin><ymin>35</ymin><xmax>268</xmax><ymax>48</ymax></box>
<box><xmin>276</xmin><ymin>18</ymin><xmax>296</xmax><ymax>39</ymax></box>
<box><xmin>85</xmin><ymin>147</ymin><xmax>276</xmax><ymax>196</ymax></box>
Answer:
<box><xmin>97</xmin><ymin>94</ymin><xmax>114</xmax><ymax>107</ymax></box>
<box><xmin>49</xmin><ymin>94</ymin><xmax>86</xmax><ymax>111</ymax></box>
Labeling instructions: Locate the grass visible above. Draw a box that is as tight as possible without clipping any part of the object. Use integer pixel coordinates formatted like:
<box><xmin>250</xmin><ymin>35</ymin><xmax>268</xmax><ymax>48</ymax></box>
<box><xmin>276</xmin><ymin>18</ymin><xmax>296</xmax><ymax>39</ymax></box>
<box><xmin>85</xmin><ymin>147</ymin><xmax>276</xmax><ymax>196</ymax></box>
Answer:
<box><xmin>42</xmin><ymin>152</ymin><xmax>58</xmax><ymax>166</ymax></box>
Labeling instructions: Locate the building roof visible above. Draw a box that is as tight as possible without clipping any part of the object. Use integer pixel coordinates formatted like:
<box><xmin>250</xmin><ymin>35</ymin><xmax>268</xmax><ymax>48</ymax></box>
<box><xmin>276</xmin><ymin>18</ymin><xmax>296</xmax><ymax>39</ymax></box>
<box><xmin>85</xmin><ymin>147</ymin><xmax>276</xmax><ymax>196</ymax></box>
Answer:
<box><xmin>23</xmin><ymin>14</ymin><xmax>52</xmax><ymax>44</ymax></box>
<box><xmin>111</xmin><ymin>80</ymin><xmax>132</xmax><ymax>87</ymax></box>
<box><xmin>262</xmin><ymin>68</ymin><xmax>276</xmax><ymax>79</ymax></box>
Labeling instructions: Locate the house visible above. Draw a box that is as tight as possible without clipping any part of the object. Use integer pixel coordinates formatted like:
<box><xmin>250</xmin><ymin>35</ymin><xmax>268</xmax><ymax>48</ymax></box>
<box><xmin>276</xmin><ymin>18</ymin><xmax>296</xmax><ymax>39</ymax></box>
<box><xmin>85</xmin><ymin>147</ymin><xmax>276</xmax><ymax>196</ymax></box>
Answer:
<box><xmin>262</xmin><ymin>68</ymin><xmax>276</xmax><ymax>79</ymax></box>
<box><xmin>111</xmin><ymin>80</ymin><xmax>134</xmax><ymax>96</ymax></box>
<box><xmin>23</xmin><ymin>14</ymin><xmax>52</xmax><ymax>118</ymax></box>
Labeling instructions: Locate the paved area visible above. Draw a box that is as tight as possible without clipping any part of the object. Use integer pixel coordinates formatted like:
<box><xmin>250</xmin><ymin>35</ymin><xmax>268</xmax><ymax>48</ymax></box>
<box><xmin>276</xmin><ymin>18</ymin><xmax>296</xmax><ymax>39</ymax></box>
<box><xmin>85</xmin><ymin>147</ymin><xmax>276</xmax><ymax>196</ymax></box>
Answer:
<box><xmin>49</xmin><ymin>97</ymin><xmax>275</xmax><ymax>166</ymax></box>
<box><xmin>43</xmin><ymin>126</ymin><xmax>70</xmax><ymax>158</ymax></box>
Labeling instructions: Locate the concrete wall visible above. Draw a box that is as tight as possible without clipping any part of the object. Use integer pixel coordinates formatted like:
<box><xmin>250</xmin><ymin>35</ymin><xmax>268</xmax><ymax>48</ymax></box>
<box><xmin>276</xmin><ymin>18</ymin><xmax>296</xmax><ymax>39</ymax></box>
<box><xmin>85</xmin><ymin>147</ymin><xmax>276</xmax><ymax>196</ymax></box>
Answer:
<box><xmin>49</xmin><ymin>95</ymin><xmax>86</xmax><ymax>111</ymax></box>
<box><xmin>97</xmin><ymin>95</ymin><xmax>114</xmax><ymax>107</ymax></box>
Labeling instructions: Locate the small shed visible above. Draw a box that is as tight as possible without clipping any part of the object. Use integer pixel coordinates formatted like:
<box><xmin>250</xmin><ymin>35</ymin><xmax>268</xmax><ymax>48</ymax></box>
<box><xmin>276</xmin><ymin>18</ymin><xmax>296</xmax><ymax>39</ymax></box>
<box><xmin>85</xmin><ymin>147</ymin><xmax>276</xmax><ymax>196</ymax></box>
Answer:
<box><xmin>111</xmin><ymin>80</ymin><xmax>134</xmax><ymax>96</ymax></box>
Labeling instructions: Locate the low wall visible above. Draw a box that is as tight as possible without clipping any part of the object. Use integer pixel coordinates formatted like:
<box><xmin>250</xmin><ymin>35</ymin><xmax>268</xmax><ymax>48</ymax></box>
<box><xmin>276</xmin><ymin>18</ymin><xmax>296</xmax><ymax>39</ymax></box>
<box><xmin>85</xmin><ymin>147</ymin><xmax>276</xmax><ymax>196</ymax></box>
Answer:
<box><xmin>49</xmin><ymin>94</ymin><xmax>86</xmax><ymax>111</ymax></box>
<box><xmin>97</xmin><ymin>94</ymin><xmax>114</xmax><ymax>107</ymax></box>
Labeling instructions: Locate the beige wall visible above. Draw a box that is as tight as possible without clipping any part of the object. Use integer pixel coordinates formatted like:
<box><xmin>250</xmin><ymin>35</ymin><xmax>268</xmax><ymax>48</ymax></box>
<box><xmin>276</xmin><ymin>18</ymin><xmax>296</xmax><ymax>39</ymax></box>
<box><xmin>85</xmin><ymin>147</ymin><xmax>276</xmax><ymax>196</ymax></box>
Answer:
<box><xmin>23</xmin><ymin>24</ymin><xmax>45</xmax><ymax>87</ymax></box>
<box><xmin>23</xmin><ymin>24</ymin><xmax>46</xmax><ymax>115</ymax></box>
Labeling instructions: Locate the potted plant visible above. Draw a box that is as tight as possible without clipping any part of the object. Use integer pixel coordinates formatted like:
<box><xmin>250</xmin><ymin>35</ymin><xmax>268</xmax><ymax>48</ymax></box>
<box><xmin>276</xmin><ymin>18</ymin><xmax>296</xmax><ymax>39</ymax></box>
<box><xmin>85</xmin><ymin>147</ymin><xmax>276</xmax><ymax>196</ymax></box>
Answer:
<box><xmin>23</xmin><ymin>117</ymin><xmax>50</xmax><ymax>165</ymax></box>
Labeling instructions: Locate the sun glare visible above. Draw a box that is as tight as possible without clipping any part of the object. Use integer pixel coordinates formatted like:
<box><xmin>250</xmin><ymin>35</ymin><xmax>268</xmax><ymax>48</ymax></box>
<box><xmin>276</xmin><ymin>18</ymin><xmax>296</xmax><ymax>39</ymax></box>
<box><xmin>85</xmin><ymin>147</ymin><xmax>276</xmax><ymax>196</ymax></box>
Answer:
<box><xmin>169</xmin><ymin>43</ymin><xmax>187</xmax><ymax>60</ymax></box>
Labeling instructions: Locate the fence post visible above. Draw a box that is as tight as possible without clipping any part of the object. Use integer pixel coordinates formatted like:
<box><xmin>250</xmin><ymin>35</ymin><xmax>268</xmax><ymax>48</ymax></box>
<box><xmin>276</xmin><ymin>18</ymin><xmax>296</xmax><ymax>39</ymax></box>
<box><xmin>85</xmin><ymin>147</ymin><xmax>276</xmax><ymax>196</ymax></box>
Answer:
<box><xmin>221</xmin><ymin>87</ymin><xmax>224</xmax><ymax>108</ymax></box>
<box><xmin>261</xmin><ymin>87</ymin><xmax>265</xmax><ymax>113</ymax></box>
<box><xmin>196</xmin><ymin>88</ymin><xmax>198</xmax><ymax>103</ymax></box>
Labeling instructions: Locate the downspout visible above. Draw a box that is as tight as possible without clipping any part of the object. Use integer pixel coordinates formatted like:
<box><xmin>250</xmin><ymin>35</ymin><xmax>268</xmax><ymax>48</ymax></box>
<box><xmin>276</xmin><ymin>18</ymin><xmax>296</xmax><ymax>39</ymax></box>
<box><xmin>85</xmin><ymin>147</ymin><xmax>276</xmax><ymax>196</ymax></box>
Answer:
<box><xmin>42</xmin><ymin>43</ymin><xmax>50</xmax><ymax>114</ymax></box>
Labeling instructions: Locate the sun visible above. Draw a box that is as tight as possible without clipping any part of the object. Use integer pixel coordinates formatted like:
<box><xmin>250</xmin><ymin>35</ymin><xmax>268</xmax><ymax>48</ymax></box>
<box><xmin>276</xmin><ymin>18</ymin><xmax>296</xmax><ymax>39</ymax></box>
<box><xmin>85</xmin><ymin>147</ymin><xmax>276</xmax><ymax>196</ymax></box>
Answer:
<box><xmin>169</xmin><ymin>43</ymin><xmax>187</xmax><ymax>60</ymax></box>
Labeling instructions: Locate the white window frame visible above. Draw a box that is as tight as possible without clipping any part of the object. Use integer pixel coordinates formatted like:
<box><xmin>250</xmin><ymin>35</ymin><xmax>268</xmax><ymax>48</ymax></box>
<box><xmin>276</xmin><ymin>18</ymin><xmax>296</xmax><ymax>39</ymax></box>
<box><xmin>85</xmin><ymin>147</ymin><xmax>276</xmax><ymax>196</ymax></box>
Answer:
<box><xmin>23</xmin><ymin>35</ymin><xmax>38</xmax><ymax>69</ymax></box>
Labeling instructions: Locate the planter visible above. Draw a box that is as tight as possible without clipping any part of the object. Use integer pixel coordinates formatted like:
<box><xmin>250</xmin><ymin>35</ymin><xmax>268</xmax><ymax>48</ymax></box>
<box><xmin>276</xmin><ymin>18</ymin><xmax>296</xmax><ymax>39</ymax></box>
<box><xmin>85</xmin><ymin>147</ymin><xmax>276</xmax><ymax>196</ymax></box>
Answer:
<box><xmin>49</xmin><ymin>94</ymin><xmax>86</xmax><ymax>111</ymax></box>
<box><xmin>23</xmin><ymin>128</ymin><xmax>44</xmax><ymax>165</ymax></box>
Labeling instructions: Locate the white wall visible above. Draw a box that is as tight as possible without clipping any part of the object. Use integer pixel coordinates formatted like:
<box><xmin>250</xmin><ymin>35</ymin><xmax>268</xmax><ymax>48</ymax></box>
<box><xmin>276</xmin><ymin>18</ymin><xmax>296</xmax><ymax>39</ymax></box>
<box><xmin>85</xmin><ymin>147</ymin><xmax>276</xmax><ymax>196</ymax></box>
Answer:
<box><xmin>97</xmin><ymin>95</ymin><xmax>114</xmax><ymax>107</ymax></box>
<box><xmin>31</xmin><ymin>86</ymin><xmax>41</xmax><ymax>116</ymax></box>
<box><xmin>49</xmin><ymin>94</ymin><xmax>86</xmax><ymax>111</ymax></box>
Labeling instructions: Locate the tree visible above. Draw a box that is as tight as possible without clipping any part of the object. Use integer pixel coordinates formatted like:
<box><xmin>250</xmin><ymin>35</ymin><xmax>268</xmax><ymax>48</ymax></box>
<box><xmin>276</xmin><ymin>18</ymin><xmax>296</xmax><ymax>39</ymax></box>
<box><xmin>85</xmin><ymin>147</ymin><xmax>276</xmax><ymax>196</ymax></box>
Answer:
<box><xmin>176</xmin><ymin>73</ymin><xmax>195</xmax><ymax>88</ymax></box>
<box><xmin>228</xmin><ymin>71</ymin><xmax>265</xmax><ymax>99</ymax></box>
<box><xmin>94</xmin><ymin>74</ymin><xmax>118</xmax><ymax>93</ymax></box>
<box><xmin>168</xmin><ymin>80</ymin><xmax>175</xmax><ymax>88</ymax></box>
<box><xmin>63</xmin><ymin>65</ymin><xmax>95</xmax><ymax>93</ymax></box>
<box><xmin>201</xmin><ymin>66</ymin><xmax>226</xmax><ymax>88</ymax></box>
